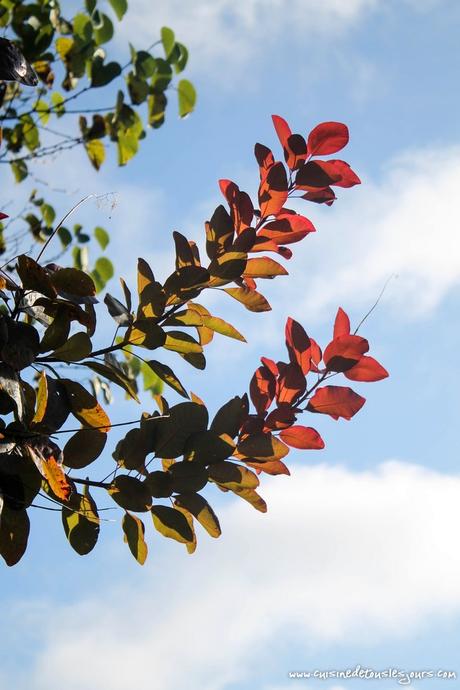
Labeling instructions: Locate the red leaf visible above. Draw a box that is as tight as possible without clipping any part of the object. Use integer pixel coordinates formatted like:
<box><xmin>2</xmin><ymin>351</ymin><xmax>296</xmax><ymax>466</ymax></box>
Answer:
<box><xmin>260</xmin><ymin>357</ymin><xmax>278</xmax><ymax>377</ymax></box>
<box><xmin>307</xmin><ymin>121</ymin><xmax>349</xmax><ymax>156</ymax></box>
<box><xmin>309</xmin><ymin>337</ymin><xmax>323</xmax><ymax>373</ymax></box>
<box><xmin>272</xmin><ymin>114</ymin><xmax>292</xmax><ymax>152</ymax></box>
<box><xmin>307</xmin><ymin>386</ymin><xmax>365</xmax><ymax>420</ymax></box>
<box><xmin>264</xmin><ymin>405</ymin><xmax>297</xmax><ymax>431</ymax></box>
<box><xmin>259</xmin><ymin>211</ymin><xmax>316</xmax><ymax>245</ymax></box>
<box><xmin>323</xmin><ymin>334</ymin><xmax>369</xmax><ymax>372</ymax></box>
<box><xmin>321</xmin><ymin>159</ymin><xmax>361</xmax><ymax>188</ymax></box>
<box><xmin>302</xmin><ymin>187</ymin><xmax>336</xmax><ymax>205</ymax></box>
<box><xmin>0</xmin><ymin>212</ymin><xmax>8</xmax><ymax>220</ymax></box>
<box><xmin>279</xmin><ymin>426</ymin><xmax>325</xmax><ymax>450</ymax></box>
<box><xmin>258</xmin><ymin>162</ymin><xmax>288</xmax><ymax>217</ymax></box>
<box><xmin>285</xmin><ymin>133</ymin><xmax>308</xmax><ymax>169</ymax></box>
<box><xmin>219</xmin><ymin>179</ymin><xmax>254</xmax><ymax>233</ymax></box>
<box><xmin>276</xmin><ymin>362</ymin><xmax>306</xmax><ymax>405</ymax></box>
<box><xmin>345</xmin><ymin>355</ymin><xmax>389</xmax><ymax>382</ymax></box>
<box><xmin>285</xmin><ymin>317</ymin><xmax>311</xmax><ymax>375</ymax></box>
<box><xmin>254</xmin><ymin>143</ymin><xmax>274</xmax><ymax>178</ymax></box>
<box><xmin>249</xmin><ymin>364</ymin><xmax>276</xmax><ymax>415</ymax></box>
<box><xmin>333</xmin><ymin>307</ymin><xmax>350</xmax><ymax>338</ymax></box>
<box><xmin>295</xmin><ymin>160</ymin><xmax>342</xmax><ymax>190</ymax></box>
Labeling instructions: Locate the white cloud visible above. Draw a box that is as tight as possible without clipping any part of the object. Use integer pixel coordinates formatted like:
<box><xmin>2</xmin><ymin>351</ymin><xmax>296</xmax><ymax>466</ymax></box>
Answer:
<box><xmin>115</xmin><ymin>0</ymin><xmax>377</xmax><ymax>75</ymax></box>
<box><xmin>276</xmin><ymin>145</ymin><xmax>460</xmax><ymax>322</ymax></box>
<box><xmin>9</xmin><ymin>461</ymin><xmax>460</xmax><ymax>690</ymax></box>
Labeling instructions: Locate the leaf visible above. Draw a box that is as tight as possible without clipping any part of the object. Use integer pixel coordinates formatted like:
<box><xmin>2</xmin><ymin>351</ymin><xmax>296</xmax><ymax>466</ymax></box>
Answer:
<box><xmin>104</xmin><ymin>293</ymin><xmax>132</xmax><ymax>327</ymax></box>
<box><xmin>223</xmin><ymin>287</ymin><xmax>271</xmax><ymax>312</ymax></box>
<box><xmin>279</xmin><ymin>426</ymin><xmax>325</xmax><ymax>449</ymax></box>
<box><xmin>31</xmin><ymin>374</ymin><xmax>70</xmax><ymax>432</ymax></box>
<box><xmin>26</xmin><ymin>444</ymin><xmax>71</xmax><ymax>502</ymax></box>
<box><xmin>245</xmin><ymin>459</ymin><xmax>290</xmax><ymax>476</ymax></box>
<box><xmin>0</xmin><ymin>501</ymin><xmax>30</xmax><ymax>566</ymax></box>
<box><xmin>285</xmin><ymin>317</ymin><xmax>312</xmax><ymax>375</ymax></box>
<box><xmin>163</xmin><ymin>266</ymin><xmax>209</xmax><ymax>302</ymax></box>
<box><xmin>153</xmin><ymin>402</ymin><xmax>208</xmax><ymax>459</ymax></box>
<box><xmin>85</xmin><ymin>139</ymin><xmax>105</xmax><ymax>170</ymax></box>
<box><xmin>145</xmin><ymin>360</ymin><xmax>189</xmax><ymax>399</ymax></box>
<box><xmin>344</xmin><ymin>356</ymin><xmax>389</xmax><ymax>382</ymax></box>
<box><xmin>271</xmin><ymin>115</ymin><xmax>291</xmax><ymax>156</ymax></box>
<box><xmin>91</xmin><ymin>57</ymin><xmax>121</xmax><ymax>88</ymax></box>
<box><xmin>144</xmin><ymin>471</ymin><xmax>173</xmax><ymax>498</ymax></box>
<box><xmin>1</xmin><ymin>320</ymin><xmax>40</xmax><ymax>371</ymax></box>
<box><xmin>208</xmin><ymin>461</ymin><xmax>259</xmax><ymax>490</ymax></box>
<box><xmin>323</xmin><ymin>334</ymin><xmax>369</xmax><ymax>372</ymax></box>
<box><xmin>295</xmin><ymin>161</ymin><xmax>342</xmax><ymax>189</ymax></box>
<box><xmin>323</xmin><ymin>160</ymin><xmax>361</xmax><ymax>188</ymax></box>
<box><xmin>208</xmin><ymin>252</ymin><xmax>247</xmax><ymax>287</ymax></box>
<box><xmin>205</xmin><ymin>205</ymin><xmax>234</xmax><ymax>260</ymax></box>
<box><xmin>231</xmin><ymin>487</ymin><xmax>267</xmax><ymax>513</ymax></box>
<box><xmin>211</xmin><ymin>395</ymin><xmax>248</xmax><ymax>438</ymax></box>
<box><xmin>237</xmin><ymin>432</ymin><xmax>289</xmax><ymax>462</ymax></box>
<box><xmin>202</xmin><ymin>315</ymin><xmax>246</xmax><ymax>342</ymax></box>
<box><xmin>168</xmin><ymin>461</ymin><xmax>208</xmax><ymax>493</ymax></box>
<box><xmin>307</xmin><ymin>386</ymin><xmax>366</xmax><ymax>420</ymax></box>
<box><xmin>61</xmin><ymin>379</ymin><xmax>111</xmax><ymax>431</ymax></box>
<box><xmin>258</xmin><ymin>162</ymin><xmax>288</xmax><ymax>217</ymax></box>
<box><xmin>177</xmin><ymin>79</ymin><xmax>196</xmax><ymax>118</ymax></box>
<box><xmin>52</xmin><ymin>332</ymin><xmax>92</xmax><ymax>362</ymax></box>
<box><xmin>0</xmin><ymin>364</ymin><xmax>24</xmax><ymax>422</ymax></box>
<box><xmin>93</xmin><ymin>257</ymin><xmax>114</xmax><ymax>284</ymax></box>
<box><xmin>112</xmin><ymin>425</ymin><xmax>155</xmax><ymax>470</ymax></box>
<box><xmin>84</xmin><ymin>359</ymin><xmax>139</xmax><ymax>402</ymax></box>
<box><xmin>164</xmin><ymin>331</ymin><xmax>202</xmax><ymax>355</ymax></box>
<box><xmin>259</xmin><ymin>212</ymin><xmax>315</xmax><ymax>245</ymax></box>
<box><xmin>183</xmin><ymin>431</ymin><xmax>235</xmax><ymax>465</ymax></box>
<box><xmin>51</xmin><ymin>268</ymin><xmax>96</xmax><ymax>297</ymax></box>
<box><xmin>94</xmin><ymin>13</ymin><xmax>114</xmax><ymax>45</ymax></box>
<box><xmin>108</xmin><ymin>0</ymin><xmax>128</xmax><ymax>20</ymax></box>
<box><xmin>128</xmin><ymin>320</ymin><xmax>166</xmax><ymax>350</ymax></box>
<box><xmin>276</xmin><ymin>362</ymin><xmax>306</xmax><ymax>405</ymax></box>
<box><xmin>62</xmin><ymin>488</ymin><xmax>99</xmax><ymax>555</ymax></box>
<box><xmin>122</xmin><ymin>512</ymin><xmax>148</xmax><ymax>564</ymax></box>
<box><xmin>0</xmin><ymin>451</ymin><xmax>42</xmax><ymax>510</ymax></box>
<box><xmin>254</xmin><ymin>143</ymin><xmax>275</xmax><ymax>176</ymax></box>
<box><xmin>40</xmin><ymin>308</ymin><xmax>71</xmax><ymax>352</ymax></box>
<box><xmin>174</xmin><ymin>494</ymin><xmax>221</xmax><ymax>538</ymax></box>
<box><xmin>334</xmin><ymin>307</ymin><xmax>350</xmax><ymax>338</ymax></box>
<box><xmin>161</xmin><ymin>26</ymin><xmax>175</xmax><ymax>58</ymax></box>
<box><xmin>94</xmin><ymin>226</ymin><xmax>110</xmax><ymax>250</ymax></box>
<box><xmin>151</xmin><ymin>505</ymin><xmax>194</xmax><ymax>543</ymax></box>
<box><xmin>63</xmin><ymin>430</ymin><xmax>107</xmax><ymax>470</ymax></box>
<box><xmin>17</xmin><ymin>255</ymin><xmax>56</xmax><ymax>299</ymax></box>
<box><xmin>244</xmin><ymin>257</ymin><xmax>287</xmax><ymax>279</ymax></box>
<box><xmin>307</xmin><ymin>121</ymin><xmax>349</xmax><ymax>156</ymax></box>
<box><xmin>109</xmin><ymin>476</ymin><xmax>152</xmax><ymax>512</ymax></box>
<box><xmin>249</xmin><ymin>363</ymin><xmax>276</xmax><ymax>415</ymax></box>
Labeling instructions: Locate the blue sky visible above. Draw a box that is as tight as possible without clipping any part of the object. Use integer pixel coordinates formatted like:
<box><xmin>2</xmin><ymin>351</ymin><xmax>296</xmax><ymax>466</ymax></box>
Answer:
<box><xmin>1</xmin><ymin>1</ymin><xmax>460</xmax><ymax>689</ymax></box>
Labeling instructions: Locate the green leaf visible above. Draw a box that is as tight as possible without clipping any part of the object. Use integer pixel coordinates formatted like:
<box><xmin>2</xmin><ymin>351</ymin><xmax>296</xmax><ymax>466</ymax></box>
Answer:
<box><xmin>85</xmin><ymin>139</ymin><xmax>105</xmax><ymax>170</ymax></box>
<box><xmin>63</xmin><ymin>429</ymin><xmax>107</xmax><ymax>469</ymax></box>
<box><xmin>73</xmin><ymin>13</ymin><xmax>93</xmax><ymax>41</ymax></box>
<box><xmin>141</xmin><ymin>361</ymin><xmax>163</xmax><ymax>395</ymax></box>
<box><xmin>168</xmin><ymin>461</ymin><xmax>208</xmax><ymax>493</ymax></box>
<box><xmin>11</xmin><ymin>160</ymin><xmax>28</xmax><ymax>183</ymax></box>
<box><xmin>58</xmin><ymin>227</ymin><xmax>72</xmax><ymax>247</ymax></box>
<box><xmin>202</xmin><ymin>315</ymin><xmax>246</xmax><ymax>342</ymax></box>
<box><xmin>109</xmin><ymin>475</ymin><xmax>152</xmax><ymax>512</ymax></box>
<box><xmin>145</xmin><ymin>360</ymin><xmax>189</xmax><ymax>399</ymax></box>
<box><xmin>51</xmin><ymin>92</ymin><xmax>65</xmax><ymax>117</ymax></box>
<box><xmin>177</xmin><ymin>79</ymin><xmax>196</xmax><ymax>118</ymax></box>
<box><xmin>93</xmin><ymin>256</ymin><xmax>114</xmax><ymax>288</ymax></box>
<box><xmin>122</xmin><ymin>512</ymin><xmax>148</xmax><ymax>565</ymax></box>
<box><xmin>94</xmin><ymin>226</ymin><xmax>109</xmax><ymax>249</ymax></box>
<box><xmin>108</xmin><ymin>0</ymin><xmax>128</xmax><ymax>20</ymax></box>
<box><xmin>174</xmin><ymin>494</ymin><xmax>221</xmax><ymax>538</ymax></box>
<box><xmin>52</xmin><ymin>332</ymin><xmax>92</xmax><ymax>362</ymax></box>
<box><xmin>128</xmin><ymin>320</ymin><xmax>166</xmax><ymax>350</ymax></box>
<box><xmin>51</xmin><ymin>268</ymin><xmax>96</xmax><ymax>297</ymax></box>
<box><xmin>0</xmin><ymin>501</ymin><xmax>30</xmax><ymax>566</ymax></box>
<box><xmin>210</xmin><ymin>395</ymin><xmax>249</xmax><ymax>438</ymax></box>
<box><xmin>164</xmin><ymin>331</ymin><xmax>202</xmax><ymax>355</ymax></box>
<box><xmin>208</xmin><ymin>461</ymin><xmax>260</xmax><ymax>490</ymax></box>
<box><xmin>62</xmin><ymin>488</ymin><xmax>100</xmax><ymax>555</ymax></box>
<box><xmin>153</xmin><ymin>402</ymin><xmax>208</xmax><ymax>459</ymax></box>
<box><xmin>35</xmin><ymin>99</ymin><xmax>50</xmax><ymax>126</ymax></box>
<box><xmin>91</xmin><ymin>56</ymin><xmax>121</xmax><ymax>88</ymax></box>
<box><xmin>151</xmin><ymin>505</ymin><xmax>193</xmax><ymax>544</ymax></box>
<box><xmin>82</xmin><ymin>359</ymin><xmax>139</xmax><ymax>402</ymax></box>
<box><xmin>161</xmin><ymin>26</ymin><xmax>175</xmax><ymax>58</ymax></box>
<box><xmin>93</xmin><ymin>12</ymin><xmax>114</xmax><ymax>44</ymax></box>
<box><xmin>21</xmin><ymin>114</ymin><xmax>39</xmax><ymax>152</ymax></box>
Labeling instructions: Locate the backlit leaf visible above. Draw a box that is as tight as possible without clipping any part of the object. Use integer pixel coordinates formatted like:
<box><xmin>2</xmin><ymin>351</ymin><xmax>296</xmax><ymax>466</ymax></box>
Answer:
<box><xmin>307</xmin><ymin>385</ymin><xmax>366</xmax><ymax>420</ymax></box>
<box><xmin>52</xmin><ymin>332</ymin><xmax>92</xmax><ymax>362</ymax></box>
<box><xmin>223</xmin><ymin>287</ymin><xmax>271</xmax><ymax>312</ymax></box>
<box><xmin>307</xmin><ymin>121</ymin><xmax>349</xmax><ymax>156</ymax></box>
<box><xmin>344</xmin><ymin>356</ymin><xmax>389</xmax><ymax>382</ymax></box>
<box><xmin>279</xmin><ymin>426</ymin><xmax>324</xmax><ymax>449</ymax></box>
<box><xmin>151</xmin><ymin>505</ymin><xmax>194</xmax><ymax>543</ymax></box>
<box><xmin>174</xmin><ymin>493</ymin><xmax>221</xmax><ymax>538</ymax></box>
<box><xmin>122</xmin><ymin>512</ymin><xmax>148</xmax><ymax>565</ymax></box>
<box><xmin>62</xmin><ymin>379</ymin><xmax>111</xmax><ymax>431</ymax></box>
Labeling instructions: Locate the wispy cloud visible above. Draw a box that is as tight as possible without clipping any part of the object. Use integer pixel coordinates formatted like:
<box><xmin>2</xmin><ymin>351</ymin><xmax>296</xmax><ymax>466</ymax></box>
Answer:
<box><xmin>7</xmin><ymin>461</ymin><xmax>460</xmax><ymax>690</ymax></box>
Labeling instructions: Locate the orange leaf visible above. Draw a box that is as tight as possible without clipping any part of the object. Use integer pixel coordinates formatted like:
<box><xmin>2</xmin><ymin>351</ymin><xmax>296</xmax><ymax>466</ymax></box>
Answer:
<box><xmin>258</xmin><ymin>162</ymin><xmax>288</xmax><ymax>217</ymax></box>
<box><xmin>244</xmin><ymin>257</ymin><xmax>287</xmax><ymax>279</ymax></box>
<box><xmin>276</xmin><ymin>362</ymin><xmax>306</xmax><ymax>405</ymax></box>
<box><xmin>285</xmin><ymin>317</ymin><xmax>311</xmax><ymax>375</ymax></box>
<box><xmin>250</xmin><ymin>364</ymin><xmax>276</xmax><ymax>415</ymax></box>
<box><xmin>307</xmin><ymin>386</ymin><xmax>365</xmax><ymax>420</ymax></box>
<box><xmin>279</xmin><ymin>425</ymin><xmax>324</xmax><ymax>450</ymax></box>
<box><xmin>245</xmin><ymin>459</ymin><xmax>290</xmax><ymax>476</ymax></box>
<box><xmin>259</xmin><ymin>211</ymin><xmax>315</xmax><ymax>245</ymax></box>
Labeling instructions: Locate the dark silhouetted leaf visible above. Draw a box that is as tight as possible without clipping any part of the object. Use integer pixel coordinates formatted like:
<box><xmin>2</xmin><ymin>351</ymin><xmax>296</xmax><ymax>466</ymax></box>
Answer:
<box><xmin>63</xmin><ymin>429</ymin><xmax>107</xmax><ymax>469</ymax></box>
<box><xmin>109</xmin><ymin>475</ymin><xmax>152</xmax><ymax>512</ymax></box>
<box><xmin>122</xmin><ymin>512</ymin><xmax>148</xmax><ymax>565</ymax></box>
<box><xmin>151</xmin><ymin>505</ymin><xmax>194</xmax><ymax>543</ymax></box>
<box><xmin>175</xmin><ymin>493</ymin><xmax>221</xmax><ymax>538</ymax></box>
